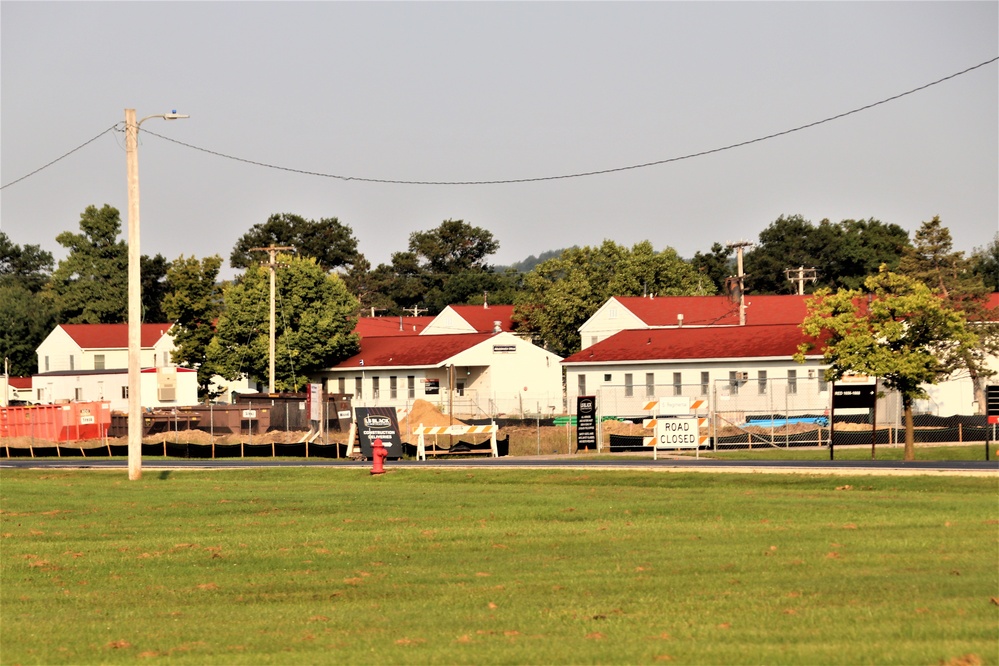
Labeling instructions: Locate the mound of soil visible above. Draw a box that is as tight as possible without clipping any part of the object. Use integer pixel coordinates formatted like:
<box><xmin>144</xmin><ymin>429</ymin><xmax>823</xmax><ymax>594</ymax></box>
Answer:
<box><xmin>398</xmin><ymin>399</ymin><xmax>465</xmax><ymax>435</ymax></box>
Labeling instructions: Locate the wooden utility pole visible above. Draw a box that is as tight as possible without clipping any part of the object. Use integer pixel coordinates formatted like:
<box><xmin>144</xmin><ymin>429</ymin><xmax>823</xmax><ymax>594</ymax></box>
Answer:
<box><xmin>250</xmin><ymin>245</ymin><xmax>294</xmax><ymax>392</ymax></box>
<box><xmin>785</xmin><ymin>266</ymin><xmax>818</xmax><ymax>295</ymax></box>
<box><xmin>727</xmin><ymin>241</ymin><xmax>752</xmax><ymax>326</ymax></box>
<box><xmin>406</xmin><ymin>305</ymin><xmax>428</xmax><ymax>317</ymax></box>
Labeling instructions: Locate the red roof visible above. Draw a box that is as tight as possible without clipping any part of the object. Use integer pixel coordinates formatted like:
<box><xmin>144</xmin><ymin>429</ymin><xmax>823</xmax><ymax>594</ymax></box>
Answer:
<box><xmin>59</xmin><ymin>323</ymin><xmax>173</xmax><ymax>349</ymax></box>
<box><xmin>333</xmin><ymin>334</ymin><xmax>494</xmax><ymax>369</ymax></box>
<box><xmin>354</xmin><ymin>316</ymin><xmax>433</xmax><ymax>337</ymax></box>
<box><xmin>563</xmin><ymin>324</ymin><xmax>822</xmax><ymax>364</ymax></box>
<box><xmin>7</xmin><ymin>376</ymin><xmax>32</xmax><ymax>389</ymax></box>
<box><xmin>445</xmin><ymin>304</ymin><xmax>516</xmax><ymax>333</ymax></box>
<box><xmin>615</xmin><ymin>295</ymin><xmax>810</xmax><ymax>327</ymax></box>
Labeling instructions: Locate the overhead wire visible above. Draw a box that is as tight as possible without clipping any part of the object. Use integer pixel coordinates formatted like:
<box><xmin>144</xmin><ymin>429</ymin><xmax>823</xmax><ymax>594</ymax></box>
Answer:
<box><xmin>1</xmin><ymin>57</ymin><xmax>996</xmax><ymax>190</ymax></box>
<box><xmin>138</xmin><ymin>56</ymin><xmax>998</xmax><ymax>186</ymax></box>
<box><xmin>0</xmin><ymin>124</ymin><xmax>118</xmax><ymax>190</ymax></box>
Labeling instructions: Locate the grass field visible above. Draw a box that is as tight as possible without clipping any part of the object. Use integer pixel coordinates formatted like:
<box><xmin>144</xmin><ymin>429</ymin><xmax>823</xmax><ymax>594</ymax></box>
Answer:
<box><xmin>689</xmin><ymin>444</ymin><xmax>997</xmax><ymax>462</ymax></box>
<box><xmin>1</xmin><ymin>468</ymin><xmax>996</xmax><ymax>665</ymax></box>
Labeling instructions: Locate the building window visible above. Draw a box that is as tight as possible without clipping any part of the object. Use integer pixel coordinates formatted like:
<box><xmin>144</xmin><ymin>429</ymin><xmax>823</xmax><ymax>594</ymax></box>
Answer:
<box><xmin>338</xmin><ymin>377</ymin><xmax>346</xmax><ymax>394</ymax></box>
<box><xmin>788</xmin><ymin>370</ymin><xmax>797</xmax><ymax>394</ymax></box>
<box><xmin>578</xmin><ymin>374</ymin><xmax>586</xmax><ymax>396</ymax></box>
<box><xmin>700</xmin><ymin>372</ymin><xmax>709</xmax><ymax>396</ymax></box>
<box><xmin>37</xmin><ymin>388</ymin><xmax>45</xmax><ymax>401</ymax></box>
<box><xmin>645</xmin><ymin>373</ymin><xmax>655</xmax><ymax>397</ymax></box>
<box><xmin>372</xmin><ymin>376</ymin><xmax>380</xmax><ymax>399</ymax></box>
<box><xmin>624</xmin><ymin>373</ymin><xmax>633</xmax><ymax>397</ymax></box>
<box><xmin>355</xmin><ymin>377</ymin><xmax>363</xmax><ymax>399</ymax></box>
<box><xmin>758</xmin><ymin>370</ymin><xmax>768</xmax><ymax>395</ymax></box>
<box><xmin>591</xmin><ymin>336</ymin><xmax>598</xmax><ymax>347</ymax></box>
<box><xmin>407</xmin><ymin>376</ymin><xmax>415</xmax><ymax>399</ymax></box>
<box><xmin>390</xmin><ymin>376</ymin><xmax>398</xmax><ymax>399</ymax></box>
<box><xmin>603</xmin><ymin>374</ymin><xmax>612</xmax><ymax>382</ymax></box>
<box><xmin>74</xmin><ymin>387</ymin><xmax>83</xmax><ymax>401</ymax></box>
<box><xmin>818</xmin><ymin>371</ymin><xmax>828</xmax><ymax>393</ymax></box>
<box><xmin>153</xmin><ymin>353</ymin><xmax>157</xmax><ymax>368</ymax></box>
<box><xmin>456</xmin><ymin>381</ymin><xmax>465</xmax><ymax>397</ymax></box>
<box><xmin>69</xmin><ymin>355</ymin><xmax>75</xmax><ymax>371</ymax></box>
<box><xmin>673</xmin><ymin>372</ymin><xmax>682</xmax><ymax>397</ymax></box>
<box><xmin>608</xmin><ymin>307</ymin><xmax>618</xmax><ymax>319</ymax></box>
<box><xmin>94</xmin><ymin>354</ymin><xmax>105</xmax><ymax>371</ymax></box>
<box><xmin>121</xmin><ymin>386</ymin><xmax>129</xmax><ymax>399</ymax></box>
<box><xmin>729</xmin><ymin>371</ymin><xmax>740</xmax><ymax>395</ymax></box>
<box><xmin>45</xmin><ymin>356</ymin><xmax>49</xmax><ymax>372</ymax></box>
<box><xmin>163</xmin><ymin>351</ymin><xmax>170</xmax><ymax>366</ymax></box>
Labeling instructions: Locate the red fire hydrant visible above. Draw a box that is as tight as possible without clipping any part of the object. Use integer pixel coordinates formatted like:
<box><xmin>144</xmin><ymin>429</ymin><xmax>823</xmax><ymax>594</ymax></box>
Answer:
<box><xmin>371</xmin><ymin>438</ymin><xmax>387</xmax><ymax>475</ymax></box>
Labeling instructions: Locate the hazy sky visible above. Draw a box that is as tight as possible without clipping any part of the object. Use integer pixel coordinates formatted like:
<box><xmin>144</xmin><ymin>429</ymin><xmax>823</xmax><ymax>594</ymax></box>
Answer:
<box><xmin>2</xmin><ymin>2</ymin><xmax>996</xmax><ymax>279</ymax></box>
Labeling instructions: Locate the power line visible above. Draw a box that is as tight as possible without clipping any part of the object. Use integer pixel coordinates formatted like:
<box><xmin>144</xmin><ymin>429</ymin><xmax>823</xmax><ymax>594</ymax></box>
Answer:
<box><xmin>1</xmin><ymin>57</ymin><xmax>995</xmax><ymax>190</ymax></box>
<box><xmin>0</xmin><ymin>125</ymin><xmax>119</xmax><ymax>190</ymax></box>
<box><xmin>140</xmin><ymin>56</ymin><xmax>998</xmax><ymax>185</ymax></box>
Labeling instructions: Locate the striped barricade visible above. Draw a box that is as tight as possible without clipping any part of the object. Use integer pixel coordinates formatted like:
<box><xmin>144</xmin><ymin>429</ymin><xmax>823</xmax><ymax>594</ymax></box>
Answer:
<box><xmin>413</xmin><ymin>423</ymin><xmax>498</xmax><ymax>460</ymax></box>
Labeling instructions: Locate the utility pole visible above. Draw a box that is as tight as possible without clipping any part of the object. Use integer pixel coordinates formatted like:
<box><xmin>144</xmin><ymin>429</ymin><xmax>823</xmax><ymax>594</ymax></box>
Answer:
<box><xmin>406</xmin><ymin>305</ymin><xmax>428</xmax><ymax>317</ymax></box>
<box><xmin>785</xmin><ymin>266</ymin><xmax>818</xmax><ymax>295</ymax></box>
<box><xmin>726</xmin><ymin>241</ymin><xmax>752</xmax><ymax>326</ymax></box>
<box><xmin>250</xmin><ymin>245</ymin><xmax>294</xmax><ymax>392</ymax></box>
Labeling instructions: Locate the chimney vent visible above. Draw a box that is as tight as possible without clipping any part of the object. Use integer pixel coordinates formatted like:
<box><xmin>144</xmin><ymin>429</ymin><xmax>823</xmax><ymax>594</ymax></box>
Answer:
<box><xmin>493</xmin><ymin>321</ymin><xmax>502</xmax><ymax>333</ymax></box>
<box><xmin>677</xmin><ymin>313</ymin><xmax>684</xmax><ymax>327</ymax></box>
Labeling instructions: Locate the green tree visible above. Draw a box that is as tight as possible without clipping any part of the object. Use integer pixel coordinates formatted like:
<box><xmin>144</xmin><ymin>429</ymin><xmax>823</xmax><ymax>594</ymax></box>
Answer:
<box><xmin>897</xmin><ymin>217</ymin><xmax>998</xmax><ymax>414</ymax></box>
<box><xmin>205</xmin><ymin>255</ymin><xmax>359</xmax><ymax>391</ymax></box>
<box><xmin>744</xmin><ymin>215</ymin><xmax>910</xmax><ymax>294</ymax></box>
<box><xmin>230</xmin><ymin>214</ymin><xmax>363</xmax><ymax>272</ymax></box>
<box><xmin>970</xmin><ymin>234</ymin><xmax>999</xmax><ymax>292</ymax></box>
<box><xmin>515</xmin><ymin>240</ymin><xmax>709</xmax><ymax>356</ymax></box>
<box><xmin>0</xmin><ymin>284</ymin><xmax>56</xmax><ymax>377</ymax></box>
<box><xmin>48</xmin><ymin>205</ymin><xmax>129</xmax><ymax>323</ymax></box>
<box><xmin>0</xmin><ymin>231</ymin><xmax>54</xmax><ymax>293</ymax></box>
<box><xmin>140</xmin><ymin>253</ymin><xmax>171</xmax><ymax>323</ymax></box>
<box><xmin>797</xmin><ymin>267</ymin><xmax>978</xmax><ymax>459</ymax></box>
<box><xmin>690</xmin><ymin>242</ymin><xmax>734</xmax><ymax>295</ymax></box>
<box><xmin>0</xmin><ymin>233</ymin><xmax>56</xmax><ymax>376</ymax></box>
<box><xmin>163</xmin><ymin>255</ymin><xmax>224</xmax><ymax>399</ymax></box>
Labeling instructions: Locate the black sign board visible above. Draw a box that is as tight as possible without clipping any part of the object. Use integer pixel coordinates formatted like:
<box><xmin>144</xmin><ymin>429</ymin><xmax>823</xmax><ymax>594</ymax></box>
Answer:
<box><xmin>355</xmin><ymin>407</ymin><xmax>403</xmax><ymax>459</ymax></box>
<box><xmin>832</xmin><ymin>384</ymin><xmax>877</xmax><ymax>409</ymax></box>
<box><xmin>986</xmin><ymin>385</ymin><xmax>999</xmax><ymax>425</ymax></box>
<box><xmin>986</xmin><ymin>385</ymin><xmax>999</xmax><ymax>416</ymax></box>
<box><xmin>424</xmin><ymin>378</ymin><xmax>440</xmax><ymax>395</ymax></box>
<box><xmin>576</xmin><ymin>395</ymin><xmax>597</xmax><ymax>451</ymax></box>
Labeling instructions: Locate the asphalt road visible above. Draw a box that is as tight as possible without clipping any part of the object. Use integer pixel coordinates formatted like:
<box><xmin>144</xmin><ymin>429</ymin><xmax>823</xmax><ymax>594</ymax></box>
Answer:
<box><xmin>2</xmin><ymin>456</ymin><xmax>996</xmax><ymax>476</ymax></box>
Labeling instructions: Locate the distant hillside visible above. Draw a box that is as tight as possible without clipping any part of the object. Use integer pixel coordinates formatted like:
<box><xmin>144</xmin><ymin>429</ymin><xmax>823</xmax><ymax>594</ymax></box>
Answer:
<box><xmin>495</xmin><ymin>247</ymin><xmax>574</xmax><ymax>273</ymax></box>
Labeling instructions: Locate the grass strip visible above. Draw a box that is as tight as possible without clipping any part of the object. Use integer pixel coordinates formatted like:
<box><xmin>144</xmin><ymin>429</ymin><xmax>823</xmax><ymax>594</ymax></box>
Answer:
<box><xmin>2</xmin><ymin>469</ymin><xmax>996</xmax><ymax>665</ymax></box>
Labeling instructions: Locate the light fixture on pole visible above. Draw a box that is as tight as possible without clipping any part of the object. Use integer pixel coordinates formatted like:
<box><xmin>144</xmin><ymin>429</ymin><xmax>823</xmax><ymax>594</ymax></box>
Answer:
<box><xmin>125</xmin><ymin>108</ymin><xmax>189</xmax><ymax>481</ymax></box>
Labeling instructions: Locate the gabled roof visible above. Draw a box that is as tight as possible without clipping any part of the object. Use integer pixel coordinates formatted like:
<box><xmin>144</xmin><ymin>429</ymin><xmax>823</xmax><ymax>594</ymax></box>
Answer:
<box><xmin>332</xmin><ymin>333</ymin><xmax>495</xmax><ymax>370</ymax></box>
<box><xmin>354</xmin><ymin>316</ymin><xmax>433</xmax><ymax>337</ymax></box>
<box><xmin>58</xmin><ymin>323</ymin><xmax>173</xmax><ymax>349</ymax></box>
<box><xmin>426</xmin><ymin>304</ymin><xmax>516</xmax><ymax>334</ymax></box>
<box><xmin>563</xmin><ymin>324</ymin><xmax>823</xmax><ymax>365</ymax></box>
<box><xmin>613</xmin><ymin>295</ymin><xmax>810</xmax><ymax>327</ymax></box>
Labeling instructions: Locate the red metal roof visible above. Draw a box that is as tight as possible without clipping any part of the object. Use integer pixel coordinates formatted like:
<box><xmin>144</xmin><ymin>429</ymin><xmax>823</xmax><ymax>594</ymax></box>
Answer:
<box><xmin>614</xmin><ymin>295</ymin><xmax>810</xmax><ymax>327</ymax></box>
<box><xmin>445</xmin><ymin>304</ymin><xmax>516</xmax><ymax>333</ymax></box>
<box><xmin>333</xmin><ymin>333</ymin><xmax>494</xmax><ymax>369</ymax></box>
<box><xmin>59</xmin><ymin>323</ymin><xmax>173</xmax><ymax>349</ymax></box>
<box><xmin>7</xmin><ymin>376</ymin><xmax>32</xmax><ymax>389</ymax></box>
<box><xmin>563</xmin><ymin>324</ymin><xmax>823</xmax><ymax>364</ymax></box>
<box><xmin>354</xmin><ymin>316</ymin><xmax>433</xmax><ymax>337</ymax></box>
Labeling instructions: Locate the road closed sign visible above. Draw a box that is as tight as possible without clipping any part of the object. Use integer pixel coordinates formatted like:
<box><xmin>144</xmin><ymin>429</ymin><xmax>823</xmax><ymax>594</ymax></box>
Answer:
<box><xmin>645</xmin><ymin>417</ymin><xmax>706</xmax><ymax>449</ymax></box>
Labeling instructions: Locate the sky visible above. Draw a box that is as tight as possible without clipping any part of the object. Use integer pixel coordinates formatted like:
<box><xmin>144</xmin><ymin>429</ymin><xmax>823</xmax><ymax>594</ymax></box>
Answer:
<box><xmin>2</xmin><ymin>2</ymin><xmax>997</xmax><ymax>281</ymax></box>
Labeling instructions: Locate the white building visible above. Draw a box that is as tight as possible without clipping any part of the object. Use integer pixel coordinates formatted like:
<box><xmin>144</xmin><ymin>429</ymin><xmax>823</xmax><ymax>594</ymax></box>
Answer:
<box><xmin>30</xmin><ymin>367</ymin><xmax>198</xmax><ymax>412</ymax></box>
<box><xmin>317</xmin><ymin>331</ymin><xmax>563</xmax><ymax>418</ymax></box>
<box><xmin>36</xmin><ymin>323</ymin><xmax>177</xmax><ymax>374</ymax></box>
<box><xmin>32</xmin><ymin>323</ymin><xmax>249</xmax><ymax>408</ymax></box>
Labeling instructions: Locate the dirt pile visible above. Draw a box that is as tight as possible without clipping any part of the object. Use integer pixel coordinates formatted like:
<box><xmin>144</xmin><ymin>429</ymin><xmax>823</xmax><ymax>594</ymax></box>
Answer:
<box><xmin>398</xmin><ymin>399</ymin><xmax>465</xmax><ymax>435</ymax></box>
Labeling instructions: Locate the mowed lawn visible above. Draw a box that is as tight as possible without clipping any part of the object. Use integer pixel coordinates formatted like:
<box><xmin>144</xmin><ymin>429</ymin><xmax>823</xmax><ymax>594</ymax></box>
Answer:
<box><xmin>1</xmin><ymin>469</ymin><xmax>996</xmax><ymax>665</ymax></box>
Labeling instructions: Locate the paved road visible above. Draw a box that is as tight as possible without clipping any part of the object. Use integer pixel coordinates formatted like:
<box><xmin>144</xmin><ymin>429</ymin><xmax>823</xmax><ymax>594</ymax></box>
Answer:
<box><xmin>2</xmin><ymin>456</ymin><xmax>996</xmax><ymax>476</ymax></box>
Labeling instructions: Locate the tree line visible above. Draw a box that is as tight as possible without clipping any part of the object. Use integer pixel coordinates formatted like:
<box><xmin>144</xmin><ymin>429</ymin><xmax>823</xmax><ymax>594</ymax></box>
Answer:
<box><xmin>2</xmin><ymin>205</ymin><xmax>996</xmax><ymax>401</ymax></box>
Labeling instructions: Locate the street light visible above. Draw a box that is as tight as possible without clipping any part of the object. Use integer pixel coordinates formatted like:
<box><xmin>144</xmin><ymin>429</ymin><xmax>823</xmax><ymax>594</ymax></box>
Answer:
<box><xmin>125</xmin><ymin>108</ymin><xmax>189</xmax><ymax>481</ymax></box>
